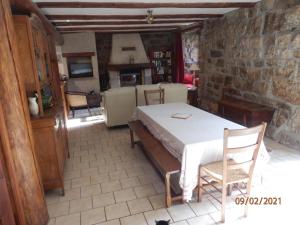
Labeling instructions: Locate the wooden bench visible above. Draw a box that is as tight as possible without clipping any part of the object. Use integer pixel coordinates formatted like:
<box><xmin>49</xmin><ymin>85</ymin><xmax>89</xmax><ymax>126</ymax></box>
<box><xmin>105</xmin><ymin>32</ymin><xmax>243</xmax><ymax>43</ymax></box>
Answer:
<box><xmin>128</xmin><ymin>120</ymin><xmax>182</xmax><ymax>207</ymax></box>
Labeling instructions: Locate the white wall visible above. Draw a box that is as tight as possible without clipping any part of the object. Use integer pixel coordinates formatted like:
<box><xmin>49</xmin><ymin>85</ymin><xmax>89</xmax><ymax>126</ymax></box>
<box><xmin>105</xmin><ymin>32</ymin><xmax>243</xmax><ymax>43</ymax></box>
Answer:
<box><xmin>109</xmin><ymin>33</ymin><xmax>151</xmax><ymax>87</ymax></box>
<box><xmin>110</xmin><ymin>33</ymin><xmax>149</xmax><ymax>64</ymax></box>
<box><xmin>61</xmin><ymin>32</ymin><xmax>100</xmax><ymax>93</ymax></box>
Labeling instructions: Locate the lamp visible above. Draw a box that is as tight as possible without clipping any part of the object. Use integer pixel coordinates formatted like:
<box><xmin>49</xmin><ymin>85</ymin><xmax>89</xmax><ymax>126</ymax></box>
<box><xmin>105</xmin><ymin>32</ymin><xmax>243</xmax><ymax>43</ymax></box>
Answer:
<box><xmin>146</xmin><ymin>10</ymin><xmax>154</xmax><ymax>24</ymax></box>
<box><xmin>189</xmin><ymin>64</ymin><xmax>200</xmax><ymax>86</ymax></box>
<box><xmin>189</xmin><ymin>63</ymin><xmax>200</xmax><ymax>73</ymax></box>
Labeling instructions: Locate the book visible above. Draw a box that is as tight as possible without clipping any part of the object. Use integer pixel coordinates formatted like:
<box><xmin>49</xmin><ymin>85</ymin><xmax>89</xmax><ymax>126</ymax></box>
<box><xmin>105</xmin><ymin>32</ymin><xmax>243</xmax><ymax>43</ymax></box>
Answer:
<box><xmin>171</xmin><ymin>113</ymin><xmax>192</xmax><ymax>119</ymax></box>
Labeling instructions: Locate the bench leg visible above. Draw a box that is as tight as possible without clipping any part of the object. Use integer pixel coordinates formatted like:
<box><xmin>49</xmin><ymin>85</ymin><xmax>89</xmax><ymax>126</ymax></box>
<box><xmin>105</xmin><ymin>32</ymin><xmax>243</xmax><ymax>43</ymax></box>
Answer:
<box><xmin>130</xmin><ymin>129</ymin><xmax>134</xmax><ymax>148</ymax></box>
<box><xmin>227</xmin><ymin>184</ymin><xmax>232</xmax><ymax>196</ymax></box>
<box><xmin>165</xmin><ymin>173</ymin><xmax>172</xmax><ymax>208</ymax></box>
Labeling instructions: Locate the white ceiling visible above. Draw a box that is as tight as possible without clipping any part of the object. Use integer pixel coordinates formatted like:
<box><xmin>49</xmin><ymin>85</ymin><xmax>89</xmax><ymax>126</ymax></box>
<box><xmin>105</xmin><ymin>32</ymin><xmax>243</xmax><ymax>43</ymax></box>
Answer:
<box><xmin>32</xmin><ymin>0</ymin><xmax>261</xmax><ymax>33</ymax></box>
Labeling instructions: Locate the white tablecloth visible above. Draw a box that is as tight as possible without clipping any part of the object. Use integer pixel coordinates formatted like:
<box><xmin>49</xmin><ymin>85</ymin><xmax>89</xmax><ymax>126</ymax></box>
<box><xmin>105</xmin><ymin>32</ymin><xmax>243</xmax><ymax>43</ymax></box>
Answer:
<box><xmin>135</xmin><ymin>103</ymin><xmax>270</xmax><ymax>201</ymax></box>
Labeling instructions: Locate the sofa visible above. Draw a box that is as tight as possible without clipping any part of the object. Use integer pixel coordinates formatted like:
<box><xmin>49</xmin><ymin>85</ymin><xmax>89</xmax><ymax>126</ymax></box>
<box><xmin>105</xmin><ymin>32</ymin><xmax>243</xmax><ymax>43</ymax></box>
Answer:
<box><xmin>102</xmin><ymin>83</ymin><xmax>188</xmax><ymax>127</ymax></box>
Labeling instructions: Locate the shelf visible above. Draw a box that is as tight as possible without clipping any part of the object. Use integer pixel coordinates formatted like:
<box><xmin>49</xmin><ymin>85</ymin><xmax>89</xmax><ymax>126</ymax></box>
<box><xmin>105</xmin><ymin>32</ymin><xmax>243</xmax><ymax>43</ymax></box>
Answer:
<box><xmin>107</xmin><ymin>63</ymin><xmax>153</xmax><ymax>71</ymax></box>
<box><xmin>62</xmin><ymin>52</ymin><xmax>95</xmax><ymax>58</ymax></box>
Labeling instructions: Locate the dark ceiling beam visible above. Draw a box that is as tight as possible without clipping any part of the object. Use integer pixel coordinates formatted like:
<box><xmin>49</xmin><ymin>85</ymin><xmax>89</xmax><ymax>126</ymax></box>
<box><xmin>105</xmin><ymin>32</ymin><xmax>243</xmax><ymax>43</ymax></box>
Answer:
<box><xmin>37</xmin><ymin>2</ymin><xmax>257</xmax><ymax>8</ymax></box>
<box><xmin>9</xmin><ymin>0</ymin><xmax>63</xmax><ymax>44</ymax></box>
<box><xmin>47</xmin><ymin>14</ymin><xmax>223</xmax><ymax>20</ymax></box>
<box><xmin>54</xmin><ymin>20</ymin><xmax>203</xmax><ymax>26</ymax></box>
<box><xmin>58</xmin><ymin>25</ymin><xmax>179</xmax><ymax>32</ymax></box>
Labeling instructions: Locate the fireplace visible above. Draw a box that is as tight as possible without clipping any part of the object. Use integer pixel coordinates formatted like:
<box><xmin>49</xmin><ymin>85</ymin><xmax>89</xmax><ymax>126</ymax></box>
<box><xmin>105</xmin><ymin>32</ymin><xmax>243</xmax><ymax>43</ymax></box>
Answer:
<box><xmin>108</xmin><ymin>33</ymin><xmax>153</xmax><ymax>88</ymax></box>
<box><xmin>119</xmin><ymin>68</ymin><xmax>142</xmax><ymax>87</ymax></box>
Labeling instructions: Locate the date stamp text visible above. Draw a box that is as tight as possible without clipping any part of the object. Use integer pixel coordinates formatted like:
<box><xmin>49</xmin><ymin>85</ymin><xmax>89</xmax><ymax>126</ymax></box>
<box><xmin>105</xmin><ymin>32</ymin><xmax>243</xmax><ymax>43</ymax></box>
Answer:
<box><xmin>235</xmin><ymin>197</ymin><xmax>281</xmax><ymax>205</ymax></box>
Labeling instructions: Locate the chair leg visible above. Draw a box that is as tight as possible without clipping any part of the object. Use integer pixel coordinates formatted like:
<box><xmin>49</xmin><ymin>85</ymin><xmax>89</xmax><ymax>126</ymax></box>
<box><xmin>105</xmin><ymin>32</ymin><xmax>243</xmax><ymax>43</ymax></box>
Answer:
<box><xmin>72</xmin><ymin>109</ymin><xmax>75</xmax><ymax>118</ymax></box>
<box><xmin>165</xmin><ymin>173</ymin><xmax>172</xmax><ymax>208</ymax></box>
<box><xmin>244</xmin><ymin>181</ymin><xmax>252</xmax><ymax>217</ymax></box>
<box><xmin>221</xmin><ymin>184</ymin><xmax>227</xmax><ymax>223</ymax></box>
<box><xmin>227</xmin><ymin>184</ymin><xmax>232</xmax><ymax>196</ymax></box>
<box><xmin>87</xmin><ymin>106</ymin><xmax>91</xmax><ymax>115</ymax></box>
<box><xmin>198</xmin><ymin>167</ymin><xmax>203</xmax><ymax>202</ymax></box>
<box><xmin>130</xmin><ymin>129</ymin><xmax>134</xmax><ymax>148</ymax></box>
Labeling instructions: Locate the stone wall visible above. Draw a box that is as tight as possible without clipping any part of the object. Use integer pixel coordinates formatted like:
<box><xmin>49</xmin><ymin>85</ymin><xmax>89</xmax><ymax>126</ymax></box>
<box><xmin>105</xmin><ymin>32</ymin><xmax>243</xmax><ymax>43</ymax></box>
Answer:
<box><xmin>198</xmin><ymin>0</ymin><xmax>300</xmax><ymax>149</ymax></box>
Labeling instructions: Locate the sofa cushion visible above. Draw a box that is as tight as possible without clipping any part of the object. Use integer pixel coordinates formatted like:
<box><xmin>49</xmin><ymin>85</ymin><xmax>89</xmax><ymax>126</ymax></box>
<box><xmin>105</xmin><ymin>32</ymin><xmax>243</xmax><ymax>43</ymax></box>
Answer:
<box><xmin>103</xmin><ymin>87</ymin><xmax>136</xmax><ymax>127</ymax></box>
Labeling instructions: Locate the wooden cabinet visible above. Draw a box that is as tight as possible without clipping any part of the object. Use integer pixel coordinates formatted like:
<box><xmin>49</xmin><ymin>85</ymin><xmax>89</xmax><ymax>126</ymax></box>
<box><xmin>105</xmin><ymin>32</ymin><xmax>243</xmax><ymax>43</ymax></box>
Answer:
<box><xmin>31</xmin><ymin>104</ymin><xmax>68</xmax><ymax>193</ymax></box>
<box><xmin>14</xmin><ymin>15</ymin><xmax>57</xmax><ymax>116</ymax></box>
<box><xmin>218</xmin><ymin>96</ymin><xmax>275</xmax><ymax>127</ymax></box>
<box><xmin>14</xmin><ymin>15</ymin><xmax>68</xmax><ymax>193</ymax></box>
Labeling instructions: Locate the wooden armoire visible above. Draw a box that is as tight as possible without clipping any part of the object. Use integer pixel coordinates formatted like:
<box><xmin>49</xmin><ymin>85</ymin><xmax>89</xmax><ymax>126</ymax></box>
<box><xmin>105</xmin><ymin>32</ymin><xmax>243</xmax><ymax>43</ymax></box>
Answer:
<box><xmin>13</xmin><ymin>15</ymin><xmax>69</xmax><ymax>194</ymax></box>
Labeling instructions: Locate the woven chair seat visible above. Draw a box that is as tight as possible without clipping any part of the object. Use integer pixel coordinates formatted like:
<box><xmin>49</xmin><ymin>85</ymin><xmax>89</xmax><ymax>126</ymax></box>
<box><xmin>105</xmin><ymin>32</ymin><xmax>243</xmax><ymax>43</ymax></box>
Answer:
<box><xmin>202</xmin><ymin>160</ymin><xmax>249</xmax><ymax>184</ymax></box>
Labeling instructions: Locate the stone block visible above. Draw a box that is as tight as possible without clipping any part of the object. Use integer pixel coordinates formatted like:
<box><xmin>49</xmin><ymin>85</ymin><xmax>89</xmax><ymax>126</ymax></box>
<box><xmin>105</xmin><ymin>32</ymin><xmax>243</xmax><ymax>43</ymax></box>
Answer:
<box><xmin>291</xmin><ymin>33</ymin><xmax>300</xmax><ymax>48</ymax></box>
<box><xmin>253</xmin><ymin>59</ymin><xmax>265</xmax><ymax>67</ymax></box>
<box><xmin>263</xmin><ymin>12</ymin><xmax>285</xmax><ymax>34</ymax></box>
<box><xmin>216</xmin><ymin>59</ymin><xmax>224</xmax><ymax>67</ymax></box>
<box><xmin>284</xmin><ymin>6</ymin><xmax>300</xmax><ymax>31</ymax></box>
<box><xmin>289</xmin><ymin>108</ymin><xmax>300</xmax><ymax>132</ymax></box>
<box><xmin>253</xmin><ymin>81</ymin><xmax>269</xmax><ymax>95</ymax></box>
<box><xmin>247</xmin><ymin>17</ymin><xmax>263</xmax><ymax>35</ymax></box>
<box><xmin>210</xmin><ymin>50</ymin><xmax>223</xmax><ymax>58</ymax></box>
<box><xmin>272</xmin><ymin>79</ymin><xmax>300</xmax><ymax>104</ymax></box>
<box><xmin>276</xmin><ymin>33</ymin><xmax>291</xmax><ymax>48</ymax></box>
<box><xmin>294</xmin><ymin>50</ymin><xmax>300</xmax><ymax>58</ymax></box>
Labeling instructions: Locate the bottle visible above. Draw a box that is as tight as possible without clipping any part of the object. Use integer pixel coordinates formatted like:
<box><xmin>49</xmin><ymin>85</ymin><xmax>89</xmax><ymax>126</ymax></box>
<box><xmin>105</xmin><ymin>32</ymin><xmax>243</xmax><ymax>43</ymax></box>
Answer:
<box><xmin>28</xmin><ymin>94</ymin><xmax>39</xmax><ymax>116</ymax></box>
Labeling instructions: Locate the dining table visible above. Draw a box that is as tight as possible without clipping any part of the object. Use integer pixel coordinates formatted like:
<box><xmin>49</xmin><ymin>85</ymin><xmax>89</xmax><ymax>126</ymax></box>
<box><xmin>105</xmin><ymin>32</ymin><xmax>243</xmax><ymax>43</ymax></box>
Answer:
<box><xmin>134</xmin><ymin>102</ymin><xmax>270</xmax><ymax>201</ymax></box>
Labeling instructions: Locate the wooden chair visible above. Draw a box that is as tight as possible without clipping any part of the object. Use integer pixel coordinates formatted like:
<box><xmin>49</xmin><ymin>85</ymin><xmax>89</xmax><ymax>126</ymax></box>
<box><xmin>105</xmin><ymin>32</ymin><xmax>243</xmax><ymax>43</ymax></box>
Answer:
<box><xmin>144</xmin><ymin>89</ymin><xmax>165</xmax><ymax>105</ymax></box>
<box><xmin>198</xmin><ymin>122</ymin><xmax>267</xmax><ymax>223</ymax></box>
<box><xmin>65</xmin><ymin>91</ymin><xmax>91</xmax><ymax>118</ymax></box>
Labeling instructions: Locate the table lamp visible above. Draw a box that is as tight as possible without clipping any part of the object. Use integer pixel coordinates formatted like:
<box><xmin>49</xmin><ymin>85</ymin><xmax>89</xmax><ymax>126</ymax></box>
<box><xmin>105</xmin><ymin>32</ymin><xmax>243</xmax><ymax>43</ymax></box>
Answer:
<box><xmin>189</xmin><ymin>63</ymin><xmax>200</xmax><ymax>86</ymax></box>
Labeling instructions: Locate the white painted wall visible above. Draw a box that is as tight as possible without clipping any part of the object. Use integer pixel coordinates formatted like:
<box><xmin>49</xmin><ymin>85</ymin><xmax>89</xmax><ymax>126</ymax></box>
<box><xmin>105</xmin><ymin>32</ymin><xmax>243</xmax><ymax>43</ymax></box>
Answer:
<box><xmin>109</xmin><ymin>33</ymin><xmax>151</xmax><ymax>87</ymax></box>
<box><xmin>61</xmin><ymin>32</ymin><xmax>100</xmax><ymax>93</ymax></box>
<box><xmin>110</xmin><ymin>33</ymin><xmax>149</xmax><ymax>64</ymax></box>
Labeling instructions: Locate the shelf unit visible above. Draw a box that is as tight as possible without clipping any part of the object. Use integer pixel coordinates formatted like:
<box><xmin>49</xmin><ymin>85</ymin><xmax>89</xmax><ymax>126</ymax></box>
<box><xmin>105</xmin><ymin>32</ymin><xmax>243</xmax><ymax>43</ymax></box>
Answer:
<box><xmin>14</xmin><ymin>15</ymin><xmax>57</xmax><ymax>116</ymax></box>
<box><xmin>149</xmin><ymin>48</ymin><xmax>173</xmax><ymax>84</ymax></box>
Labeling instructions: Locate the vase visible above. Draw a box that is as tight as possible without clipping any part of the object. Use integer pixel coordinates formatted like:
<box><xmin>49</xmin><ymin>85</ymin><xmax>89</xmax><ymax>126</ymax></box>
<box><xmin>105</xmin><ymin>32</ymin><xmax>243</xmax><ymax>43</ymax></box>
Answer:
<box><xmin>28</xmin><ymin>96</ymin><xmax>39</xmax><ymax>116</ymax></box>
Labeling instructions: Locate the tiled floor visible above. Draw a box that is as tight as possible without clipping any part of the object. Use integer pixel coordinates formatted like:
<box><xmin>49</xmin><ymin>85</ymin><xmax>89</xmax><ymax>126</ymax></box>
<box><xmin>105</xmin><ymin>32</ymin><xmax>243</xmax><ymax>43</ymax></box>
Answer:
<box><xmin>46</xmin><ymin>114</ymin><xmax>300</xmax><ymax>225</ymax></box>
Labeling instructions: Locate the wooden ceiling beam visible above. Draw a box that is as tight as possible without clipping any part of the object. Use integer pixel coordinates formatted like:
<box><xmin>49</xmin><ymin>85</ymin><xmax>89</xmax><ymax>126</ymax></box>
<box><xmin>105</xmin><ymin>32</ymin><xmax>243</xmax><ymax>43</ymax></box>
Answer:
<box><xmin>181</xmin><ymin>23</ymin><xmax>203</xmax><ymax>32</ymax></box>
<box><xmin>47</xmin><ymin>14</ymin><xmax>223</xmax><ymax>20</ymax></box>
<box><xmin>37</xmin><ymin>2</ymin><xmax>257</xmax><ymax>9</ymax></box>
<box><xmin>9</xmin><ymin>0</ymin><xmax>63</xmax><ymax>44</ymax></box>
<box><xmin>61</xmin><ymin>29</ymin><xmax>178</xmax><ymax>34</ymax></box>
<box><xmin>54</xmin><ymin>20</ymin><xmax>203</xmax><ymax>26</ymax></box>
<box><xmin>58</xmin><ymin>25</ymin><xmax>179</xmax><ymax>32</ymax></box>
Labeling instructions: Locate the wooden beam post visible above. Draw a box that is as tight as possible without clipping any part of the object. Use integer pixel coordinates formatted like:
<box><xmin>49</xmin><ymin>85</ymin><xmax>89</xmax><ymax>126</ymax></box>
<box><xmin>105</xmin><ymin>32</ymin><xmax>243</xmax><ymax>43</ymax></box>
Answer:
<box><xmin>0</xmin><ymin>0</ymin><xmax>49</xmax><ymax>225</ymax></box>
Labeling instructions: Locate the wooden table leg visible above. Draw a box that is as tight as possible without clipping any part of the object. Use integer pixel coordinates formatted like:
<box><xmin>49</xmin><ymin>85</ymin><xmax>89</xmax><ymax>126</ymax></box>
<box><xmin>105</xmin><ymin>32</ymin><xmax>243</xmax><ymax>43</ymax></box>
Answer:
<box><xmin>227</xmin><ymin>184</ymin><xmax>232</xmax><ymax>196</ymax></box>
<box><xmin>165</xmin><ymin>173</ymin><xmax>172</xmax><ymax>208</ymax></box>
<box><xmin>130</xmin><ymin>129</ymin><xmax>134</xmax><ymax>148</ymax></box>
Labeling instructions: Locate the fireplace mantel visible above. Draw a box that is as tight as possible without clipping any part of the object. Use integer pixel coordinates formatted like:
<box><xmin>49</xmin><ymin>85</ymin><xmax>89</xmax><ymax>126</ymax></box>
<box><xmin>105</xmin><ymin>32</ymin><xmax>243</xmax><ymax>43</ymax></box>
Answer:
<box><xmin>107</xmin><ymin>63</ymin><xmax>153</xmax><ymax>71</ymax></box>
